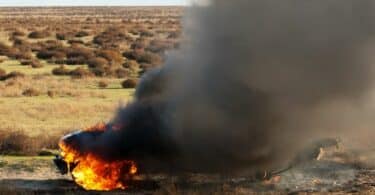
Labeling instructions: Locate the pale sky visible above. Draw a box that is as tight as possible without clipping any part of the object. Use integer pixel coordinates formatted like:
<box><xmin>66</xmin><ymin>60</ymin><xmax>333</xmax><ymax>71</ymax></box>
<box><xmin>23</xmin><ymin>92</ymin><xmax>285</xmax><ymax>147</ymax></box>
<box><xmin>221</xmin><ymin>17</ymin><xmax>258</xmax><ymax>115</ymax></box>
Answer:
<box><xmin>0</xmin><ymin>0</ymin><xmax>187</xmax><ymax>6</ymax></box>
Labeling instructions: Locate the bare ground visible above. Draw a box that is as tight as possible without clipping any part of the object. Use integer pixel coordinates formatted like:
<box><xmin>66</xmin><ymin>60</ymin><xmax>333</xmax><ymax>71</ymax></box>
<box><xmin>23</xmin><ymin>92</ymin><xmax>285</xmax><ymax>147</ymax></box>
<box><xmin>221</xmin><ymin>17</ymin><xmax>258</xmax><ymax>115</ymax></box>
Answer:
<box><xmin>0</xmin><ymin>148</ymin><xmax>374</xmax><ymax>195</ymax></box>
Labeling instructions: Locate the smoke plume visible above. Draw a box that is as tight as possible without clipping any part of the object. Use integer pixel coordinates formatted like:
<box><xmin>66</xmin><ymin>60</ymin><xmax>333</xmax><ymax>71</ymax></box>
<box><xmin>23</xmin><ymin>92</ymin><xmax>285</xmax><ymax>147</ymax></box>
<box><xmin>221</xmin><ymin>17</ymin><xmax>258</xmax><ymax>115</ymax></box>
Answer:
<box><xmin>67</xmin><ymin>0</ymin><xmax>375</xmax><ymax>174</ymax></box>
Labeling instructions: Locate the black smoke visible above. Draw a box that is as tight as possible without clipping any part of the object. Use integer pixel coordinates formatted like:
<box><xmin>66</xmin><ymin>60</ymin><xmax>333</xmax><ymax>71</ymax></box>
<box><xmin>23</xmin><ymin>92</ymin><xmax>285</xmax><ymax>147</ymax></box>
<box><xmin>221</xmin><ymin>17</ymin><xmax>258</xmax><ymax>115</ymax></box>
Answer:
<box><xmin>63</xmin><ymin>0</ymin><xmax>375</xmax><ymax>174</ymax></box>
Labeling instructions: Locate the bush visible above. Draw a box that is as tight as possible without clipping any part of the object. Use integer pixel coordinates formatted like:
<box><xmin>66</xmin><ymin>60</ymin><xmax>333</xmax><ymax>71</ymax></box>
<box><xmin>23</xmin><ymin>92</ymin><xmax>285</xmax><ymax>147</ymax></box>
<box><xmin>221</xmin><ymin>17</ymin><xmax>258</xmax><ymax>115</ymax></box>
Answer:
<box><xmin>0</xmin><ymin>131</ymin><xmax>30</xmax><ymax>155</ymax></box>
<box><xmin>31</xmin><ymin>60</ymin><xmax>43</xmax><ymax>68</ymax></box>
<box><xmin>0</xmin><ymin>42</ymin><xmax>13</xmax><ymax>56</ymax></box>
<box><xmin>0</xmin><ymin>68</ymin><xmax>6</xmax><ymax>77</ymax></box>
<box><xmin>140</xmin><ymin>29</ymin><xmax>154</xmax><ymax>37</ymax></box>
<box><xmin>147</xmin><ymin>39</ymin><xmax>174</xmax><ymax>53</ymax></box>
<box><xmin>56</xmin><ymin>32</ymin><xmax>75</xmax><ymax>40</ymax></box>
<box><xmin>87</xmin><ymin>57</ymin><xmax>109</xmax><ymax>68</ymax></box>
<box><xmin>22</xmin><ymin>88</ymin><xmax>40</xmax><ymax>97</ymax></box>
<box><xmin>75</xmin><ymin>31</ymin><xmax>90</xmax><ymax>37</ymax></box>
<box><xmin>68</xmin><ymin>39</ymin><xmax>84</xmax><ymax>45</ymax></box>
<box><xmin>20</xmin><ymin>60</ymin><xmax>32</xmax><ymax>65</ymax></box>
<box><xmin>56</xmin><ymin>33</ymin><xmax>66</xmax><ymax>40</ymax></box>
<box><xmin>0</xmin><ymin>71</ymin><xmax>25</xmax><ymax>81</ymax></box>
<box><xmin>96</xmin><ymin>49</ymin><xmax>123</xmax><ymax>66</ymax></box>
<box><xmin>139</xmin><ymin>63</ymin><xmax>158</xmax><ymax>75</ymax></box>
<box><xmin>47</xmin><ymin>90</ymin><xmax>55</xmax><ymax>98</ymax></box>
<box><xmin>52</xmin><ymin>65</ymin><xmax>71</xmax><ymax>76</ymax></box>
<box><xmin>66</xmin><ymin>46</ymin><xmax>94</xmax><ymax>60</ymax></box>
<box><xmin>167</xmin><ymin>31</ymin><xmax>181</xmax><ymax>39</ymax></box>
<box><xmin>0</xmin><ymin>130</ymin><xmax>60</xmax><ymax>155</ymax></box>
<box><xmin>137</xmin><ymin>52</ymin><xmax>162</xmax><ymax>65</ymax></box>
<box><xmin>70</xmin><ymin>67</ymin><xmax>93</xmax><ymax>78</ymax></box>
<box><xmin>28</xmin><ymin>31</ymin><xmax>51</xmax><ymax>39</ymax></box>
<box><xmin>90</xmin><ymin>67</ymin><xmax>109</xmax><ymax>77</ymax></box>
<box><xmin>92</xmin><ymin>28</ymin><xmax>131</xmax><ymax>47</ymax></box>
<box><xmin>12</xmin><ymin>51</ymin><xmax>33</xmax><ymax>60</ymax></box>
<box><xmin>36</xmin><ymin>50</ymin><xmax>65</xmax><ymax>60</ymax></box>
<box><xmin>130</xmin><ymin>41</ymin><xmax>147</xmax><ymax>51</ymax></box>
<box><xmin>13</xmin><ymin>38</ymin><xmax>29</xmax><ymax>46</ymax></box>
<box><xmin>113</xmin><ymin>68</ymin><xmax>129</xmax><ymax>78</ymax></box>
<box><xmin>12</xmin><ymin>30</ymin><xmax>26</xmax><ymax>37</ymax></box>
<box><xmin>123</xmin><ymin>60</ymin><xmax>139</xmax><ymax>70</ymax></box>
<box><xmin>98</xmin><ymin>80</ymin><xmax>108</xmax><ymax>88</ymax></box>
<box><xmin>121</xmin><ymin>78</ymin><xmax>138</xmax><ymax>88</ymax></box>
<box><xmin>36</xmin><ymin>50</ymin><xmax>53</xmax><ymax>59</ymax></box>
<box><xmin>122</xmin><ymin>50</ymin><xmax>141</xmax><ymax>61</ymax></box>
<box><xmin>65</xmin><ymin>57</ymin><xmax>86</xmax><ymax>65</ymax></box>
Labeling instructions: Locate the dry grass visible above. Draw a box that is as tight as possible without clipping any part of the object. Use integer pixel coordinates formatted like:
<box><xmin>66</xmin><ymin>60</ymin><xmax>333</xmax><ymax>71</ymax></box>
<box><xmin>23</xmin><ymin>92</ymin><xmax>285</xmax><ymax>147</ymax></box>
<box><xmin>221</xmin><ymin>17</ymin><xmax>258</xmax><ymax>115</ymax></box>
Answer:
<box><xmin>0</xmin><ymin>79</ymin><xmax>134</xmax><ymax>135</ymax></box>
<box><xmin>0</xmin><ymin>5</ymin><xmax>180</xmax><ymax>163</ymax></box>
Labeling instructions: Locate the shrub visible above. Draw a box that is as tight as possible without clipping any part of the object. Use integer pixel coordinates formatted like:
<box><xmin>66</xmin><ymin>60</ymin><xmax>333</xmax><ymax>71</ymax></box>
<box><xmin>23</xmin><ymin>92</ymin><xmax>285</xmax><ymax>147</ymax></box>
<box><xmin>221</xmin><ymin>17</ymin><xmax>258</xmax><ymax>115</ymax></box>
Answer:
<box><xmin>68</xmin><ymin>39</ymin><xmax>84</xmax><ymax>45</ymax></box>
<box><xmin>121</xmin><ymin>78</ymin><xmax>138</xmax><ymax>88</ymax></box>
<box><xmin>13</xmin><ymin>39</ymin><xmax>32</xmax><ymax>52</ymax></box>
<box><xmin>123</xmin><ymin>60</ymin><xmax>139</xmax><ymax>70</ymax></box>
<box><xmin>113</xmin><ymin>68</ymin><xmax>129</xmax><ymax>78</ymax></box>
<box><xmin>0</xmin><ymin>71</ymin><xmax>25</xmax><ymax>81</ymax></box>
<box><xmin>0</xmin><ymin>131</ymin><xmax>30</xmax><ymax>155</ymax></box>
<box><xmin>98</xmin><ymin>80</ymin><xmax>108</xmax><ymax>88</ymax></box>
<box><xmin>0</xmin><ymin>68</ymin><xmax>6</xmax><ymax>78</ymax></box>
<box><xmin>0</xmin><ymin>42</ymin><xmax>13</xmax><ymax>56</ymax></box>
<box><xmin>22</xmin><ymin>88</ymin><xmax>40</xmax><ymax>97</ymax></box>
<box><xmin>56</xmin><ymin>33</ymin><xmax>66</xmax><ymax>40</ymax></box>
<box><xmin>65</xmin><ymin>57</ymin><xmax>86</xmax><ymax>65</ymax></box>
<box><xmin>66</xmin><ymin>46</ymin><xmax>94</xmax><ymax>60</ymax></box>
<box><xmin>139</xmin><ymin>63</ymin><xmax>158</xmax><ymax>75</ymax></box>
<box><xmin>12</xmin><ymin>51</ymin><xmax>33</xmax><ymax>60</ymax></box>
<box><xmin>47</xmin><ymin>90</ymin><xmax>55</xmax><ymax>98</ymax></box>
<box><xmin>28</xmin><ymin>31</ymin><xmax>51</xmax><ymax>39</ymax></box>
<box><xmin>90</xmin><ymin>67</ymin><xmax>109</xmax><ymax>77</ymax></box>
<box><xmin>0</xmin><ymin>130</ymin><xmax>60</xmax><ymax>155</ymax></box>
<box><xmin>12</xmin><ymin>30</ymin><xmax>26</xmax><ymax>37</ymax></box>
<box><xmin>167</xmin><ymin>31</ymin><xmax>181</xmax><ymax>39</ymax></box>
<box><xmin>96</xmin><ymin>49</ymin><xmax>123</xmax><ymax>66</ymax></box>
<box><xmin>130</xmin><ymin>41</ymin><xmax>147</xmax><ymax>51</ymax></box>
<box><xmin>93</xmin><ymin>28</ymin><xmax>131</xmax><ymax>47</ymax></box>
<box><xmin>87</xmin><ymin>57</ymin><xmax>109</xmax><ymax>68</ymax></box>
<box><xmin>70</xmin><ymin>67</ymin><xmax>93</xmax><ymax>78</ymax></box>
<box><xmin>140</xmin><ymin>29</ymin><xmax>154</xmax><ymax>37</ymax></box>
<box><xmin>147</xmin><ymin>39</ymin><xmax>174</xmax><ymax>53</ymax></box>
<box><xmin>36</xmin><ymin>50</ymin><xmax>65</xmax><ymax>60</ymax></box>
<box><xmin>56</xmin><ymin>32</ymin><xmax>75</xmax><ymax>40</ymax></box>
<box><xmin>122</xmin><ymin>50</ymin><xmax>141</xmax><ymax>61</ymax></box>
<box><xmin>31</xmin><ymin>60</ymin><xmax>43</xmax><ymax>68</ymax></box>
<box><xmin>137</xmin><ymin>52</ymin><xmax>162</xmax><ymax>65</ymax></box>
<box><xmin>52</xmin><ymin>65</ymin><xmax>71</xmax><ymax>76</ymax></box>
<box><xmin>20</xmin><ymin>60</ymin><xmax>32</xmax><ymax>65</ymax></box>
<box><xmin>75</xmin><ymin>31</ymin><xmax>90</xmax><ymax>37</ymax></box>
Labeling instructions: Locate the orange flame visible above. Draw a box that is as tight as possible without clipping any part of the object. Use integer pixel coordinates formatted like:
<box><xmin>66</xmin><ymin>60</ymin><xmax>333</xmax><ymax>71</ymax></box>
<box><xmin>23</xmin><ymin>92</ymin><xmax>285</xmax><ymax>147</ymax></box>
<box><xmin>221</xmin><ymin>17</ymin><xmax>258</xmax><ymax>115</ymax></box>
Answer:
<box><xmin>59</xmin><ymin>125</ymin><xmax>137</xmax><ymax>191</ymax></box>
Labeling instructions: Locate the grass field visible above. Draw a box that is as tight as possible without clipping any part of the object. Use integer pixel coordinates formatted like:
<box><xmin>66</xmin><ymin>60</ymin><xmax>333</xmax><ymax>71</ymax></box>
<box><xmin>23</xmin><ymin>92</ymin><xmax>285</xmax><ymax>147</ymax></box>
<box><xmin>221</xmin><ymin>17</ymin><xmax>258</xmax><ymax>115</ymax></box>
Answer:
<box><xmin>0</xmin><ymin>58</ymin><xmax>135</xmax><ymax>135</ymax></box>
<box><xmin>0</xmin><ymin>57</ymin><xmax>137</xmax><ymax>156</ymax></box>
<box><xmin>0</xmin><ymin>6</ymin><xmax>184</xmax><ymax>155</ymax></box>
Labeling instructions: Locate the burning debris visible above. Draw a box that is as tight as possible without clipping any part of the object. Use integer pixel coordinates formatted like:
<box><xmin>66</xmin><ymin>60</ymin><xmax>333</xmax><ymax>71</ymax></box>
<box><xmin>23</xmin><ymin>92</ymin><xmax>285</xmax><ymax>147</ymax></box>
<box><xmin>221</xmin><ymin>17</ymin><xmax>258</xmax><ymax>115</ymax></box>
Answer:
<box><xmin>54</xmin><ymin>0</ymin><xmax>375</xmax><ymax>192</ymax></box>
<box><xmin>54</xmin><ymin>127</ymin><xmax>138</xmax><ymax>191</ymax></box>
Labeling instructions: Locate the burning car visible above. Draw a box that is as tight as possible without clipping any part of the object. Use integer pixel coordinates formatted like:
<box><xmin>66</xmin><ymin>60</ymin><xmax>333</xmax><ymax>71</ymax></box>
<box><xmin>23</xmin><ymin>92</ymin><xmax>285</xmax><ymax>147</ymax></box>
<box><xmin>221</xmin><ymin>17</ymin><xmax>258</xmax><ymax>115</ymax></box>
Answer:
<box><xmin>54</xmin><ymin>127</ymin><xmax>138</xmax><ymax>191</ymax></box>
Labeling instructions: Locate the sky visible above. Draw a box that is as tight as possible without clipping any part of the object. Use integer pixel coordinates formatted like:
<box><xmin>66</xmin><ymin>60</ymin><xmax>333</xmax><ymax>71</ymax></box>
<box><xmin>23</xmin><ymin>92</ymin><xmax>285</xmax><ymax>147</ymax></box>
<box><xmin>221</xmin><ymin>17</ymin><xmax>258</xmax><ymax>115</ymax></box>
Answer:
<box><xmin>0</xmin><ymin>0</ymin><xmax>187</xmax><ymax>6</ymax></box>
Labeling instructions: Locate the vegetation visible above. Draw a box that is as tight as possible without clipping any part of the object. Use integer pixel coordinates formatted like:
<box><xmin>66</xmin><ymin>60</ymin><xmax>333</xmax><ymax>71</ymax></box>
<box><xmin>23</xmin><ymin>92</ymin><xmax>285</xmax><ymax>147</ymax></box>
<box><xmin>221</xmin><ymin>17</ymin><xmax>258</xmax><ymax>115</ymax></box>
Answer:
<box><xmin>122</xmin><ymin>78</ymin><xmax>138</xmax><ymax>89</ymax></box>
<box><xmin>0</xmin><ymin>6</ymin><xmax>182</xmax><ymax>157</ymax></box>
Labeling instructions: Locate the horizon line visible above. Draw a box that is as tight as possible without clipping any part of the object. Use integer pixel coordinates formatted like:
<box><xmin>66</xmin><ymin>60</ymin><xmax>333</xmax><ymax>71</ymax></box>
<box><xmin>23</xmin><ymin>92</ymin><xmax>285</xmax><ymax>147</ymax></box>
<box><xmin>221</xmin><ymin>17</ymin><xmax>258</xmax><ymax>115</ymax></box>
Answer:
<box><xmin>0</xmin><ymin>5</ymin><xmax>187</xmax><ymax>7</ymax></box>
